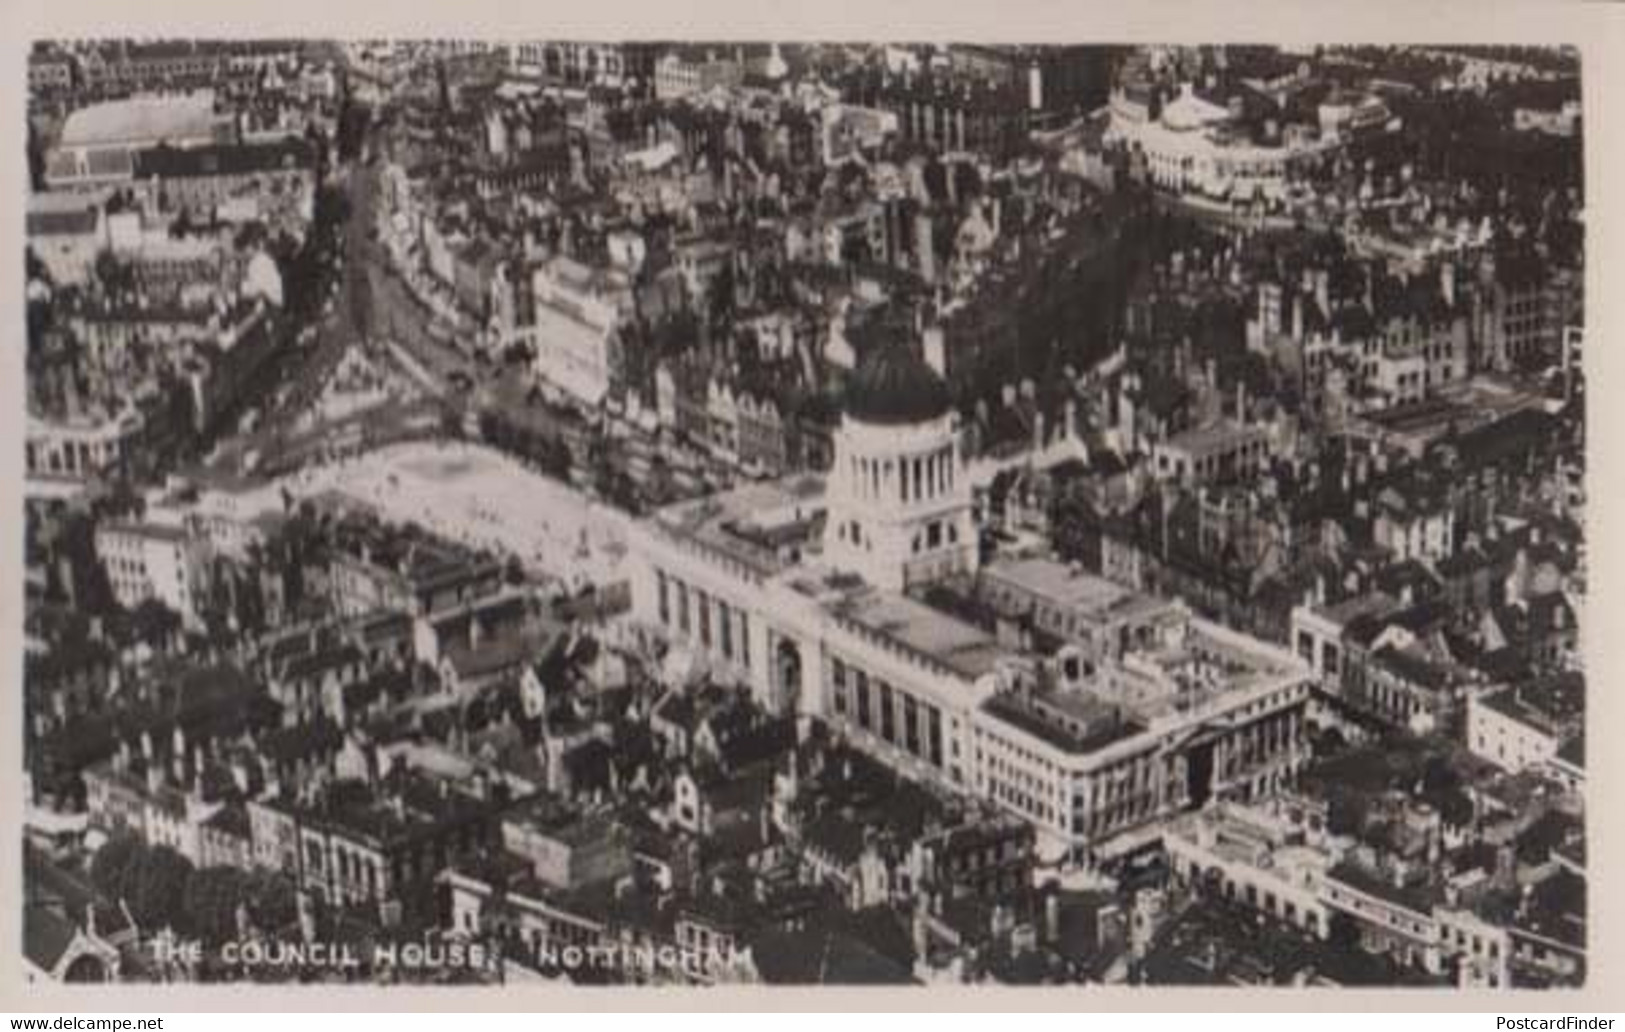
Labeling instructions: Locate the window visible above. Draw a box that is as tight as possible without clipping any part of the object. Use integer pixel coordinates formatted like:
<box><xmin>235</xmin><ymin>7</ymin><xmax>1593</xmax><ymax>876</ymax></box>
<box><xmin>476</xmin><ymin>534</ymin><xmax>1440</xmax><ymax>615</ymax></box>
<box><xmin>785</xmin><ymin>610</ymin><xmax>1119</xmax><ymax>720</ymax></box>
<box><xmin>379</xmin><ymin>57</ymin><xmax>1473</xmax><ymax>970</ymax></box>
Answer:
<box><xmin>697</xmin><ymin>590</ymin><xmax>712</xmax><ymax>647</ymax></box>
<box><xmin>656</xmin><ymin>572</ymin><xmax>670</xmax><ymax>625</ymax></box>
<box><xmin>879</xmin><ymin>682</ymin><xmax>896</xmax><ymax>742</ymax></box>
<box><xmin>856</xmin><ymin>673</ymin><xmax>871</xmax><ymax>730</ymax></box>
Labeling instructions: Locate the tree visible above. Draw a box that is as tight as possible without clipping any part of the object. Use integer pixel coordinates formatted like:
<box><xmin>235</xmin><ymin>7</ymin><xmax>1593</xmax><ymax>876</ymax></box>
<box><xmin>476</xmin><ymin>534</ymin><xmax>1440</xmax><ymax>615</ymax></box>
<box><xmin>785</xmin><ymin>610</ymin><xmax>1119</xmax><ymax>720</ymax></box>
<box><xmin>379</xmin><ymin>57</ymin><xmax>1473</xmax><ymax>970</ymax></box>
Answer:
<box><xmin>89</xmin><ymin>834</ymin><xmax>143</xmax><ymax>902</ymax></box>
<box><xmin>93</xmin><ymin>251</ymin><xmax>135</xmax><ymax>301</ymax></box>
<box><xmin>337</xmin><ymin>96</ymin><xmax>373</xmax><ymax>164</ymax></box>
<box><xmin>503</xmin><ymin>554</ymin><xmax>526</xmax><ymax>586</ymax></box>
<box><xmin>182</xmin><ymin>866</ymin><xmax>248</xmax><ymax>946</ymax></box>
<box><xmin>1325</xmin><ymin>791</ymin><xmax>1369</xmax><ymax>838</ymax></box>
<box><xmin>25</xmin><ymin>246</ymin><xmax>49</xmax><ymax>286</ymax></box>
<box><xmin>706</xmin><ymin>261</ymin><xmax>737</xmax><ymax>329</ymax></box>
<box><xmin>246</xmin><ymin>870</ymin><xmax>297</xmax><ymax>933</ymax></box>
<box><xmin>540</xmin><ymin>436</ymin><xmax>572</xmax><ymax>480</ymax></box>
<box><xmin>26</xmin><ymin>118</ymin><xmax>45</xmax><ymax>192</ymax></box>
<box><xmin>1050</xmin><ymin>483</ymin><xmax>1102</xmax><ymax>567</ymax></box>
<box><xmin>130</xmin><ymin>598</ymin><xmax>183</xmax><ymax>653</ymax></box>
<box><xmin>1326</xmin><ymin>911</ymin><xmax>1364</xmax><ymax>953</ymax></box>
<box><xmin>127</xmin><ymin>846</ymin><xmax>194</xmax><ymax>933</ymax></box>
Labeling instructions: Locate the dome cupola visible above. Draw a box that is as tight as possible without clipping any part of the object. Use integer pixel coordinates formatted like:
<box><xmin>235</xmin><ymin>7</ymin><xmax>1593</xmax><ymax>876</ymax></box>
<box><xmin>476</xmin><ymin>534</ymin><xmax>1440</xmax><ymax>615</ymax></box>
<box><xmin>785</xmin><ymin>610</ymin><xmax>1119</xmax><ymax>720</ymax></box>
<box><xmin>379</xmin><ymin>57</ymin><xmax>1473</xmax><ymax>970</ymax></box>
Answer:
<box><xmin>844</xmin><ymin>340</ymin><xmax>952</xmax><ymax>426</ymax></box>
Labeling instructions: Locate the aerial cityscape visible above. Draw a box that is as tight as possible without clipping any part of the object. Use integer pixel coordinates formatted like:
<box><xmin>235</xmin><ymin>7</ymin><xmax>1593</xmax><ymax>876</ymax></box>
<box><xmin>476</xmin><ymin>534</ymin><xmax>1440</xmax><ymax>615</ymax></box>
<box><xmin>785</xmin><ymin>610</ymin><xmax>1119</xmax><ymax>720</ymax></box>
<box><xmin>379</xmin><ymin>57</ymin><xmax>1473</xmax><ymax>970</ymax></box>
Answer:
<box><xmin>21</xmin><ymin>39</ymin><xmax>1585</xmax><ymax>988</ymax></box>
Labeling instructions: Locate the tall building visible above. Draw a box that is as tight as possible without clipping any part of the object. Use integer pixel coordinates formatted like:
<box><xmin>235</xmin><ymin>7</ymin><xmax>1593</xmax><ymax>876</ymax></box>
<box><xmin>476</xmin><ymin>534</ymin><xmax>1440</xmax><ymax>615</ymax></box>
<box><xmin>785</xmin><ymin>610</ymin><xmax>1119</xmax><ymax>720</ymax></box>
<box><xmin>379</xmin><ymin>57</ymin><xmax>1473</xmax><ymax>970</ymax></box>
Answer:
<box><xmin>821</xmin><ymin>342</ymin><xmax>977</xmax><ymax>592</ymax></box>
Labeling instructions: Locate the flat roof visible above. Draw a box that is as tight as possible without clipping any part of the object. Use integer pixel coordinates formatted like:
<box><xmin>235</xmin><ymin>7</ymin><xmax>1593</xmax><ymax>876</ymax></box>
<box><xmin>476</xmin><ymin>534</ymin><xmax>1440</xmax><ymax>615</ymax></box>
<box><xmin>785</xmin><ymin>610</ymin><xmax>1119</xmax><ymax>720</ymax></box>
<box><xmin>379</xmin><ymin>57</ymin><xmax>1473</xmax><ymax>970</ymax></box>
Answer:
<box><xmin>983</xmin><ymin>556</ymin><xmax>1133</xmax><ymax>615</ymax></box>
<box><xmin>829</xmin><ymin>587</ymin><xmax>1005</xmax><ymax>682</ymax></box>
<box><xmin>1162</xmin><ymin>420</ymin><xmax>1269</xmax><ymax>457</ymax></box>
<box><xmin>98</xmin><ymin>519</ymin><xmax>189</xmax><ymax>544</ymax></box>
<box><xmin>982</xmin><ymin>689</ymin><xmax>1143</xmax><ymax>755</ymax></box>
<box><xmin>59</xmin><ymin>92</ymin><xmax>220</xmax><ymax>148</ymax></box>
<box><xmin>652</xmin><ymin>475</ymin><xmax>826</xmax><ymax>580</ymax></box>
<box><xmin>1479</xmin><ymin>674</ymin><xmax>1584</xmax><ymax>734</ymax></box>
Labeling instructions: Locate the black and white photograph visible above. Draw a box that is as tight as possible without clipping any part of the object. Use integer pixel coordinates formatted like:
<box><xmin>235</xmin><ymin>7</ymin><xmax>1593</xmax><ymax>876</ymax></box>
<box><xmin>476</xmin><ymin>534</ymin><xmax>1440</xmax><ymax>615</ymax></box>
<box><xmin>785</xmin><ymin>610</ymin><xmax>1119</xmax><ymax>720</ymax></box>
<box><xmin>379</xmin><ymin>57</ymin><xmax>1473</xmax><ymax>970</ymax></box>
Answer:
<box><xmin>18</xmin><ymin>33</ymin><xmax>1589</xmax><ymax>994</ymax></box>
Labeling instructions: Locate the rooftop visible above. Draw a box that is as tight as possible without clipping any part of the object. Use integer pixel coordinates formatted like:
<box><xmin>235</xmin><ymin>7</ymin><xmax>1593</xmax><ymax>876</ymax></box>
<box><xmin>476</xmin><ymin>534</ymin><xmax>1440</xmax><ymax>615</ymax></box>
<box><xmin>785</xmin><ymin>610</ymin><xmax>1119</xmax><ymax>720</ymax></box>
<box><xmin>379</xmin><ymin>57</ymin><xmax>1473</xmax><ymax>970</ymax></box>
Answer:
<box><xmin>1162</xmin><ymin>420</ymin><xmax>1269</xmax><ymax>458</ymax></box>
<box><xmin>1328</xmin><ymin>860</ymin><xmax>1437</xmax><ymax>916</ymax></box>
<box><xmin>59</xmin><ymin>92</ymin><xmax>222</xmax><ymax>148</ymax></box>
<box><xmin>134</xmin><ymin>138</ymin><xmax>315</xmax><ymax>179</ymax></box>
<box><xmin>828</xmin><ymin>587</ymin><xmax>1006</xmax><ymax>682</ymax></box>
<box><xmin>652</xmin><ymin>475</ymin><xmax>826</xmax><ymax>581</ymax></box>
<box><xmin>981</xmin><ymin>689</ymin><xmax>1143</xmax><ymax>754</ymax></box>
<box><xmin>1478</xmin><ymin>673</ymin><xmax>1584</xmax><ymax>736</ymax></box>
<box><xmin>983</xmin><ymin>556</ymin><xmax>1131</xmax><ymax>613</ymax></box>
<box><xmin>844</xmin><ymin>338</ymin><xmax>952</xmax><ymax>427</ymax></box>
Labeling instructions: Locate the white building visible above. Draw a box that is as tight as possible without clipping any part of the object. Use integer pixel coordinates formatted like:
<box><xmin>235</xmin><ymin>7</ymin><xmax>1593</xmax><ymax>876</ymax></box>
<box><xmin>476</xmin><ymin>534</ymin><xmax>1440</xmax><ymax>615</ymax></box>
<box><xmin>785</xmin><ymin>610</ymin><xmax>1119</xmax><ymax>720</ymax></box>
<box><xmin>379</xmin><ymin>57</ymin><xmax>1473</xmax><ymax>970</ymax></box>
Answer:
<box><xmin>1465</xmin><ymin>675</ymin><xmax>1583</xmax><ymax>775</ymax></box>
<box><xmin>1164</xmin><ymin>800</ymin><xmax>1334</xmax><ymax>938</ymax></box>
<box><xmin>26</xmin><ymin>194</ymin><xmax>108</xmax><ymax>286</ymax></box>
<box><xmin>653</xmin><ymin>52</ymin><xmax>742</xmax><ymax>101</ymax></box>
<box><xmin>46</xmin><ymin>92</ymin><xmax>226</xmax><ymax>190</ymax></box>
<box><xmin>94</xmin><ymin>520</ymin><xmax>206</xmax><ymax>629</ymax></box>
<box><xmin>530</xmin><ymin>257</ymin><xmax>634</xmax><ymax>407</ymax></box>
<box><xmin>821</xmin><ymin>345</ymin><xmax>978</xmax><ymax>592</ymax></box>
<box><xmin>627</xmin><ymin>340</ymin><xmax>1314</xmax><ymax>867</ymax></box>
<box><xmin>26</xmin><ymin>406</ymin><xmax>145</xmax><ymax>482</ymax></box>
<box><xmin>1105</xmin><ymin>82</ymin><xmax>1340</xmax><ymax>204</ymax></box>
<box><xmin>1151</xmin><ymin>421</ymin><xmax>1272</xmax><ymax>484</ymax></box>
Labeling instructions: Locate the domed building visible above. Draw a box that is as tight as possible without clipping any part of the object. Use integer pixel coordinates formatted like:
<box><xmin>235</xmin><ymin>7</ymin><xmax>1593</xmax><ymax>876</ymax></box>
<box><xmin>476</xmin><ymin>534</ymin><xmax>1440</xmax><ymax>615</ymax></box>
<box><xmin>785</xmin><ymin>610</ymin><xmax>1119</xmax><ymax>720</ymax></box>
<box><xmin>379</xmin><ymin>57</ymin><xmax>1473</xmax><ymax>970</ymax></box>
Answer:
<box><xmin>822</xmin><ymin>340</ymin><xmax>977</xmax><ymax>592</ymax></box>
<box><xmin>625</xmin><ymin>330</ymin><xmax>1312</xmax><ymax>872</ymax></box>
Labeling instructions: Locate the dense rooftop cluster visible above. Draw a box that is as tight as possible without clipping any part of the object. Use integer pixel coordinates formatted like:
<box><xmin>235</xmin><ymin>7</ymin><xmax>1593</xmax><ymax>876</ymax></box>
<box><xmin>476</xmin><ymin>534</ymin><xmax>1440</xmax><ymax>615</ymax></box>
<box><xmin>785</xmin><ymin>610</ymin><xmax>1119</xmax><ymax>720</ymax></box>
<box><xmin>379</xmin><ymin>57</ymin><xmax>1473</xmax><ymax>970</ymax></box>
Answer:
<box><xmin>23</xmin><ymin>40</ymin><xmax>1583</xmax><ymax>990</ymax></box>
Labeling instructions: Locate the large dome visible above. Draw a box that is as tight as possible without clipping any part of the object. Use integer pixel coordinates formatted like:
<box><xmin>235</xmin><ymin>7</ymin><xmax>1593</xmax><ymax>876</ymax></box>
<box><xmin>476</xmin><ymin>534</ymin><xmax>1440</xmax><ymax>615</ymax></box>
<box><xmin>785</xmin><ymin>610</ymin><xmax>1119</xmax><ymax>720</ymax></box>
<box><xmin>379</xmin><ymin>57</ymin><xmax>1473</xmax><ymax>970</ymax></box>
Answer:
<box><xmin>844</xmin><ymin>341</ymin><xmax>952</xmax><ymax>426</ymax></box>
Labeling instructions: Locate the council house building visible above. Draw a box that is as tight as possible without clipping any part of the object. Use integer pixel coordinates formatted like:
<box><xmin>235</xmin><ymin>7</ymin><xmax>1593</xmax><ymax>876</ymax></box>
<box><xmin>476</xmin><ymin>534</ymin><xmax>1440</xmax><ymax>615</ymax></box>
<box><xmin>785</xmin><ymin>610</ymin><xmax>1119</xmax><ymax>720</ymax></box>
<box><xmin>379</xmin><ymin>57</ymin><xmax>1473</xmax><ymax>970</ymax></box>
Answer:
<box><xmin>627</xmin><ymin>336</ymin><xmax>1315</xmax><ymax>866</ymax></box>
